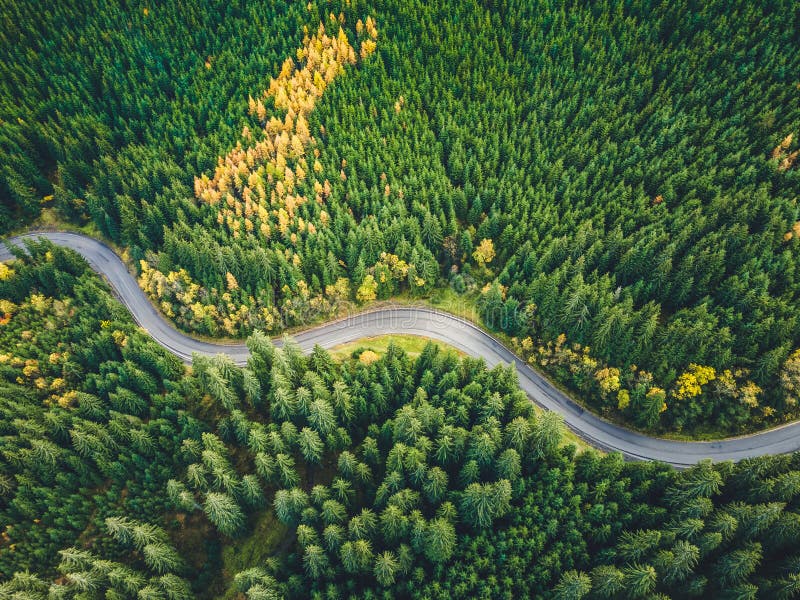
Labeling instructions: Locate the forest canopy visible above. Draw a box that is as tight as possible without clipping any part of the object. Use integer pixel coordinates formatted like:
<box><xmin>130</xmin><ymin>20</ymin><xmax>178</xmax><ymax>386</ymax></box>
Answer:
<box><xmin>2</xmin><ymin>243</ymin><xmax>800</xmax><ymax>598</ymax></box>
<box><xmin>2</xmin><ymin>0</ymin><xmax>800</xmax><ymax>595</ymax></box>
<box><xmin>3</xmin><ymin>0</ymin><xmax>799</xmax><ymax>434</ymax></box>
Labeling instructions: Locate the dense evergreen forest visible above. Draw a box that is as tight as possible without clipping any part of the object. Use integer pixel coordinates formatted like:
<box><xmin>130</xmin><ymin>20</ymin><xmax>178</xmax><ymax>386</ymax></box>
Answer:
<box><xmin>3</xmin><ymin>0</ymin><xmax>799</xmax><ymax>434</ymax></box>
<box><xmin>0</xmin><ymin>242</ymin><xmax>198</xmax><ymax>592</ymax></box>
<box><xmin>3</xmin><ymin>0</ymin><xmax>800</xmax><ymax>597</ymax></box>
<box><xmin>2</xmin><ymin>242</ymin><xmax>800</xmax><ymax>598</ymax></box>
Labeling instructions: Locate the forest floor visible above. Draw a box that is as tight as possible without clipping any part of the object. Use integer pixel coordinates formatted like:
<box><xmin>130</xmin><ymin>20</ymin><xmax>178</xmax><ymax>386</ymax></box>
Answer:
<box><xmin>328</xmin><ymin>332</ymin><xmax>466</xmax><ymax>361</ymax></box>
<box><xmin>217</xmin><ymin>509</ymin><xmax>288</xmax><ymax>599</ymax></box>
<box><xmin>214</xmin><ymin>457</ymin><xmax>340</xmax><ymax>597</ymax></box>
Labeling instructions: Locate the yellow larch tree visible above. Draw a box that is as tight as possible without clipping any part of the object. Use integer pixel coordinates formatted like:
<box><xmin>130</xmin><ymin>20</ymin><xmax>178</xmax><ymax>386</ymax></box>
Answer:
<box><xmin>472</xmin><ymin>238</ymin><xmax>496</xmax><ymax>266</ymax></box>
<box><xmin>195</xmin><ymin>19</ymin><xmax>378</xmax><ymax>244</ymax></box>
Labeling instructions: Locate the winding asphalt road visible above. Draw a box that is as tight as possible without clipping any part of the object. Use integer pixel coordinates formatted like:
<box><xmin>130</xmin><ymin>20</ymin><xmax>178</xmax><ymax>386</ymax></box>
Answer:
<box><xmin>3</xmin><ymin>231</ymin><xmax>800</xmax><ymax>467</ymax></box>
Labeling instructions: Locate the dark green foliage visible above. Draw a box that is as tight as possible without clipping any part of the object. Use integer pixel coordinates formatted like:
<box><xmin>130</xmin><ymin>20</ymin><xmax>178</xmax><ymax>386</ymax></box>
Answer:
<box><xmin>3</xmin><ymin>247</ymin><xmax>800</xmax><ymax>600</ymax></box>
<box><xmin>3</xmin><ymin>1</ymin><xmax>800</xmax><ymax>593</ymax></box>
<box><xmin>4</xmin><ymin>0</ymin><xmax>799</xmax><ymax>433</ymax></box>
<box><xmin>0</xmin><ymin>242</ymin><xmax>193</xmax><ymax>580</ymax></box>
<box><xmin>167</xmin><ymin>331</ymin><xmax>800</xmax><ymax>599</ymax></box>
